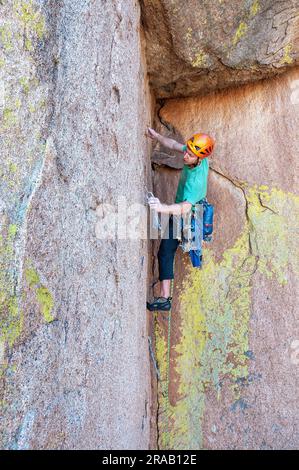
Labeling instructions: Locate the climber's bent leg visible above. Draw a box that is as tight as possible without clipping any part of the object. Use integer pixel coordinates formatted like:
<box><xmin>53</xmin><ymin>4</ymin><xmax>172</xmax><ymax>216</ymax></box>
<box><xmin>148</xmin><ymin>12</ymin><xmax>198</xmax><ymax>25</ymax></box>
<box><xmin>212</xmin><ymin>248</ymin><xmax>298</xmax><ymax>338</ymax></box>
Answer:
<box><xmin>146</xmin><ymin>215</ymin><xmax>179</xmax><ymax>312</ymax></box>
<box><xmin>158</xmin><ymin>215</ymin><xmax>179</xmax><ymax>282</ymax></box>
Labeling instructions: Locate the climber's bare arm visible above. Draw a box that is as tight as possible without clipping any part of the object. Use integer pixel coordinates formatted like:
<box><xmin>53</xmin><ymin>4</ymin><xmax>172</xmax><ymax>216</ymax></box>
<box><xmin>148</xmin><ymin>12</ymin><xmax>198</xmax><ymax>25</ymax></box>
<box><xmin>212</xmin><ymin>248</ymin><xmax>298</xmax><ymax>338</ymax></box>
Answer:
<box><xmin>146</xmin><ymin>127</ymin><xmax>185</xmax><ymax>153</ymax></box>
<box><xmin>158</xmin><ymin>202</ymin><xmax>192</xmax><ymax>215</ymax></box>
<box><xmin>149</xmin><ymin>199</ymin><xmax>192</xmax><ymax>216</ymax></box>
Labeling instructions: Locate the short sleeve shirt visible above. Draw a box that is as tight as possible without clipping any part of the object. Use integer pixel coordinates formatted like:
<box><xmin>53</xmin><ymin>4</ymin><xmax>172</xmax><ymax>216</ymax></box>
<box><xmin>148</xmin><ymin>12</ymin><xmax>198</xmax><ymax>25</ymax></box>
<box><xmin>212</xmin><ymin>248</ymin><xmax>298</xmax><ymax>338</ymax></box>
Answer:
<box><xmin>175</xmin><ymin>146</ymin><xmax>209</xmax><ymax>206</ymax></box>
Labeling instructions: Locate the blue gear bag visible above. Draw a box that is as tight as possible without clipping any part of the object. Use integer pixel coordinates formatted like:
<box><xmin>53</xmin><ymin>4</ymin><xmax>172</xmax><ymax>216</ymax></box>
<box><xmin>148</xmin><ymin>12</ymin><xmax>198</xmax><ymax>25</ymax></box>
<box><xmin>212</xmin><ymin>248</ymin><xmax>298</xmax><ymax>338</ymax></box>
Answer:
<box><xmin>201</xmin><ymin>198</ymin><xmax>214</xmax><ymax>242</ymax></box>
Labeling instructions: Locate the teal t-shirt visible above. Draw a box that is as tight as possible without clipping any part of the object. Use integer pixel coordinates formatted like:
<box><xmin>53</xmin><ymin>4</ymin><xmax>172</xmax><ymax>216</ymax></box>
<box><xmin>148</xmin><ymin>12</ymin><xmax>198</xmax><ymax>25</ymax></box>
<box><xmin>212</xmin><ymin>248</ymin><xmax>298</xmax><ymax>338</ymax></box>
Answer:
<box><xmin>175</xmin><ymin>156</ymin><xmax>209</xmax><ymax>206</ymax></box>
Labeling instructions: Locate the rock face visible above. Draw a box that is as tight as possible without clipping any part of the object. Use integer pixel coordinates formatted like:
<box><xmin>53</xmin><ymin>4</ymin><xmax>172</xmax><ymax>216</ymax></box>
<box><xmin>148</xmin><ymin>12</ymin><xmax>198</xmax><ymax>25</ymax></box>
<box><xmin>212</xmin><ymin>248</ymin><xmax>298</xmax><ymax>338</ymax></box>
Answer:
<box><xmin>0</xmin><ymin>0</ymin><xmax>152</xmax><ymax>449</ymax></box>
<box><xmin>152</xmin><ymin>67</ymin><xmax>299</xmax><ymax>449</ymax></box>
<box><xmin>1</xmin><ymin>0</ymin><xmax>298</xmax><ymax>451</ymax></box>
<box><xmin>141</xmin><ymin>0</ymin><xmax>299</xmax><ymax>97</ymax></box>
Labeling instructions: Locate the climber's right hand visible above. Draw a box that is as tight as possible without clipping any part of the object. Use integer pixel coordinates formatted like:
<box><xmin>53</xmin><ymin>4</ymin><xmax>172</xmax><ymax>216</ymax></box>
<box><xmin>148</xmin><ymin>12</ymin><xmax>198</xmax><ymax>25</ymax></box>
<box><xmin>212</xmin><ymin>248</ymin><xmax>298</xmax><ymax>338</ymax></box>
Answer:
<box><xmin>147</xmin><ymin>127</ymin><xmax>159</xmax><ymax>140</ymax></box>
<box><xmin>148</xmin><ymin>196</ymin><xmax>160</xmax><ymax>207</ymax></box>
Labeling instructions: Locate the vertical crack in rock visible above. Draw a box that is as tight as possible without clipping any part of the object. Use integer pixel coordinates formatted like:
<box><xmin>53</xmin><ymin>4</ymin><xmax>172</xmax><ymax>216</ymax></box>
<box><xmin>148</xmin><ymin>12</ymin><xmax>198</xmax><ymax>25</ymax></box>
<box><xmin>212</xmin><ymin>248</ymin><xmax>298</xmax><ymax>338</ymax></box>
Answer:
<box><xmin>157</xmin><ymin>99</ymin><xmax>172</xmax><ymax>132</ymax></box>
<box><xmin>207</xmin><ymin>154</ymin><xmax>290</xmax><ymax>292</ymax></box>
<box><xmin>13</xmin><ymin>144</ymin><xmax>52</xmax><ymax>320</ymax></box>
<box><xmin>210</xmin><ymin>166</ymin><xmax>256</xmax><ymax>259</ymax></box>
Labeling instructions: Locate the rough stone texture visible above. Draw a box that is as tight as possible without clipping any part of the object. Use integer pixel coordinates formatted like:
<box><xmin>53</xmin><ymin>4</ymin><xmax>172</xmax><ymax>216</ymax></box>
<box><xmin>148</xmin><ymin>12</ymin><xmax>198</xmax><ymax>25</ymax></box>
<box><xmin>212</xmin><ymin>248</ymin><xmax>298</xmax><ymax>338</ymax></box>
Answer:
<box><xmin>0</xmin><ymin>0</ymin><xmax>153</xmax><ymax>449</ymax></box>
<box><xmin>152</xmin><ymin>67</ymin><xmax>299</xmax><ymax>449</ymax></box>
<box><xmin>1</xmin><ymin>0</ymin><xmax>299</xmax><ymax>452</ymax></box>
<box><xmin>141</xmin><ymin>0</ymin><xmax>299</xmax><ymax>97</ymax></box>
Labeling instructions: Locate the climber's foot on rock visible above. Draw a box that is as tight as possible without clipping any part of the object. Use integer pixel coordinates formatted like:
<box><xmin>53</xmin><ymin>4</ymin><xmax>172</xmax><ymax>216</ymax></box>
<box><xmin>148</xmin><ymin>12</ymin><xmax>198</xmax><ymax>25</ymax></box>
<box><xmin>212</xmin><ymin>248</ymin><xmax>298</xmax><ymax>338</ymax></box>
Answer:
<box><xmin>146</xmin><ymin>296</ymin><xmax>172</xmax><ymax>312</ymax></box>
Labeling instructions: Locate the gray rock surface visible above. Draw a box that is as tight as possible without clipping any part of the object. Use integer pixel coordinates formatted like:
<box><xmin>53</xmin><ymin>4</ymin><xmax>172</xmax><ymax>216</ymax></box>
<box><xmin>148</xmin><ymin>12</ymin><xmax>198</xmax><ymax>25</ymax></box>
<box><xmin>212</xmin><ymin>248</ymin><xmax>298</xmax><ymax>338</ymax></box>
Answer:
<box><xmin>141</xmin><ymin>0</ymin><xmax>299</xmax><ymax>97</ymax></box>
<box><xmin>0</xmin><ymin>0</ymin><xmax>152</xmax><ymax>450</ymax></box>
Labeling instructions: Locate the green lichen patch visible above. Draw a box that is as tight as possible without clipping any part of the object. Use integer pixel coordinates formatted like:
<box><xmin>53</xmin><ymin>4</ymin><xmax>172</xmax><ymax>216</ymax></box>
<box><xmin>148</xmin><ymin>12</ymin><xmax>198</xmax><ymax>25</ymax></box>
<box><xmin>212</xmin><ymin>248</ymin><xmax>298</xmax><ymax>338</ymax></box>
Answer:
<box><xmin>5</xmin><ymin>295</ymin><xmax>24</xmax><ymax>346</ymax></box>
<box><xmin>8</xmin><ymin>162</ymin><xmax>17</xmax><ymax>174</ymax></box>
<box><xmin>191</xmin><ymin>50</ymin><xmax>208</xmax><ymax>68</ymax></box>
<box><xmin>13</xmin><ymin>0</ymin><xmax>46</xmax><ymax>51</ymax></box>
<box><xmin>233</xmin><ymin>21</ymin><xmax>248</xmax><ymax>46</ymax></box>
<box><xmin>36</xmin><ymin>286</ymin><xmax>54</xmax><ymax>323</ymax></box>
<box><xmin>25</xmin><ymin>264</ymin><xmax>55</xmax><ymax>323</ymax></box>
<box><xmin>280</xmin><ymin>44</ymin><xmax>293</xmax><ymax>65</ymax></box>
<box><xmin>0</xmin><ymin>24</ymin><xmax>13</xmax><ymax>52</ymax></box>
<box><xmin>19</xmin><ymin>77</ymin><xmax>30</xmax><ymax>95</ymax></box>
<box><xmin>14</xmin><ymin>98</ymin><xmax>21</xmax><ymax>109</ymax></box>
<box><xmin>155</xmin><ymin>320</ymin><xmax>176</xmax><ymax>449</ymax></box>
<box><xmin>0</xmin><ymin>224</ymin><xmax>23</xmax><ymax>349</ymax></box>
<box><xmin>1</xmin><ymin>107</ymin><xmax>17</xmax><ymax>129</ymax></box>
<box><xmin>28</xmin><ymin>102</ymin><xmax>36</xmax><ymax>113</ymax></box>
<box><xmin>246</xmin><ymin>186</ymin><xmax>299</xmax><ymax>282</ymax></box>
<box><xmin>7</xmin><ymin>224</ymin><xmax>17</xmax><ymax>239</ymax></box>
<box><xmin>232</xmin><ymin>0</ymin><xmax>261</xmax><ymax>48</ymax></box>
<box><xmin>25</xmin><ymin>266</ymin><xmax>40</xmax><ymax>288</ymax></box>
<box><xmin>185</xmin><ymin>27</ymin><xmax>193</xmax><ymax>43</ymax></box>
<box><xmin>250</xmin><ymin>0</ymin><xmax>260</xmax><ymax>17</ymax></box>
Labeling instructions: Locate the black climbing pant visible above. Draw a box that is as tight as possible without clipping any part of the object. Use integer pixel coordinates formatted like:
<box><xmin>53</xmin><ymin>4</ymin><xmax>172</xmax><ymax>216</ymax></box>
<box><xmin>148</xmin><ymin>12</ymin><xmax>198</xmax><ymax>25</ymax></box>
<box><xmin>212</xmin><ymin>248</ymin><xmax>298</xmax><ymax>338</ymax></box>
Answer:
<box><xmin>158</xmin><ymin>215</ymin><xmax>180</xmax><ymax>281</ymax></box>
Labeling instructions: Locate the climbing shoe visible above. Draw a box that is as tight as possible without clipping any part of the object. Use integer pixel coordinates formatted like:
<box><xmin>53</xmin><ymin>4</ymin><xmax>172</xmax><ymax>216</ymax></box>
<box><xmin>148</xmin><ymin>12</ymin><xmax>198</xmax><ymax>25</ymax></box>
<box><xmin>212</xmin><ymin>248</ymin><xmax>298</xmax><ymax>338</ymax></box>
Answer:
<box><xmin>146</xmin><ymin>296</ymin><xmax>172</xmax><ymax>312</ymax></box>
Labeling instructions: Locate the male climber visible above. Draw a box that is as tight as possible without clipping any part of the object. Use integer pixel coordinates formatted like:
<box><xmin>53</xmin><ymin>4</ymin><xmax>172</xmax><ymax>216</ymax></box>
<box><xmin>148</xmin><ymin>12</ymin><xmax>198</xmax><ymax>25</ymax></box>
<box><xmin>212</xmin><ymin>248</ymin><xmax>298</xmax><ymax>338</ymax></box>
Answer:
<box><xmin>146</xmin><ymin>127</ymin><xmax>215</xmax><ymax>312</ymax></box>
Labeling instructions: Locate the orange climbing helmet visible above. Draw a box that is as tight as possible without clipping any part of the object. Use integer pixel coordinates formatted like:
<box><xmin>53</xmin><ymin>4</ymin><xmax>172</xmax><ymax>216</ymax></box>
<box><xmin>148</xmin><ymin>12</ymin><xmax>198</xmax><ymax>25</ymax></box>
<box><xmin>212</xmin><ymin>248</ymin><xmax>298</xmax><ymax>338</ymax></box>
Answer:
<box><xmin>186</xmin><ymin>133</ymin><xmax>215</xmax><ymax>159</ymax></box>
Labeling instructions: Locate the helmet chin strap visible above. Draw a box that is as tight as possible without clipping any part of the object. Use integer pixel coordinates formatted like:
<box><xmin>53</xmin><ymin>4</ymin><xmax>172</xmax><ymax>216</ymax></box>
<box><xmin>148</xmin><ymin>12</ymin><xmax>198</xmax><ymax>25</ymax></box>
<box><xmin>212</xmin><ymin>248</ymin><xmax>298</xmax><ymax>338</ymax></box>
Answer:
<box><xmin>190</xmin><ymin>158</ymin><xmax>201</xmax><ymax>168</ymax></box>
<box><xmin>185</xmin><ymin>149</ymin><xmax>201</xmax><ymax>168</ymax></box>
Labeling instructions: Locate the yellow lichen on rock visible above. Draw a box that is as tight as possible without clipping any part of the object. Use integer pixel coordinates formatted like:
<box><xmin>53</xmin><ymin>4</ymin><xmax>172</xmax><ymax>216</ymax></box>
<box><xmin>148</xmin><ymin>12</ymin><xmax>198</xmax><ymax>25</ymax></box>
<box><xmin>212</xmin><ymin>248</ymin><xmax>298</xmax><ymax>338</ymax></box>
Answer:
<box><xmin>13</xmin><ymin>0</ymin><xmax>46</xmax><ymax>51</ymax></box>
<box><xmin>36</xmin><ymin>286</ymin><xmax>54</xmax><ymax>323</ymax></box>
<box><xmin>185</xmin><ymin>27</ymin><xmax>193</xmax><ymax>43</ymax></box>
<box><xmin>280</xmin><ymin>44</ymin><xmax>293</xmax><ymax>65</ymax></box>
<box><xmin>250</xmin><ymin>0</ymin><xmax>260</xmax><ymax>17</ymax></box>
<box><xmin>25</xmin><ymin>264</ymin><xmax>55</xmax><ymax>323</ymax></box>
<box><xmin>0</xmin><ymin>224</ymin><xmax>23</xmax><ymax>349</ymax></box>
<box><xmin>246</xmin><ymin>186</ymin><xmax>299</xmax><ymax>282</ymax></box>
<box><xmin>191</xmin><ymin>50</ymin><xmax>208</xmax><ymax>68</ymax></box>
<box><xmin>233</xmin><ymin>21</ymin><xmax>248</xmax><ymax>46</ymax></box>
<box><xmin>0</xmin><ymin>24</ymin><xmax>13</xmax><ymax>52</ymax></box>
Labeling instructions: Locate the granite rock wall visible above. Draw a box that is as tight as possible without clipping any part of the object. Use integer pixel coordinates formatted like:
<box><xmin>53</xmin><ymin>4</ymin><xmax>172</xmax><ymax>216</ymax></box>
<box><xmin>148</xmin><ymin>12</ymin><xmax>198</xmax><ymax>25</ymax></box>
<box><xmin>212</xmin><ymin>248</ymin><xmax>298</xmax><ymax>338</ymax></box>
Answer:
<box><xmin>0</xmin><ymin>0</ymin><xmax>152</xmax><ymax>450</ymax></box>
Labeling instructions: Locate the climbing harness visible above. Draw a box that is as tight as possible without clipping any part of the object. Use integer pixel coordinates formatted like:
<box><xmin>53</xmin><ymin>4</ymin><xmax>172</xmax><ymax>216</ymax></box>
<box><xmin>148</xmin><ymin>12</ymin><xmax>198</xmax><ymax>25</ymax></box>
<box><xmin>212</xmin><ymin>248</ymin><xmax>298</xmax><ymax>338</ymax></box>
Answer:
<box><xmin>178</xmin><ymin>198</ymin><xmax>214</xmax><ymax>268</ymax></box>
<box><xmin>179</xmin><ymin>198</ymin><xmax>214</xmax><ymax>250</ymax></box>
<box><xmin>146</xmin><ymin>189</ymin><xmax>215</xmax><ymax>248</ymax></box>
<box><xmin>179</xmin><ymin>203</ymin><xmax>203</xmax><ymax>253</ymax></box>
